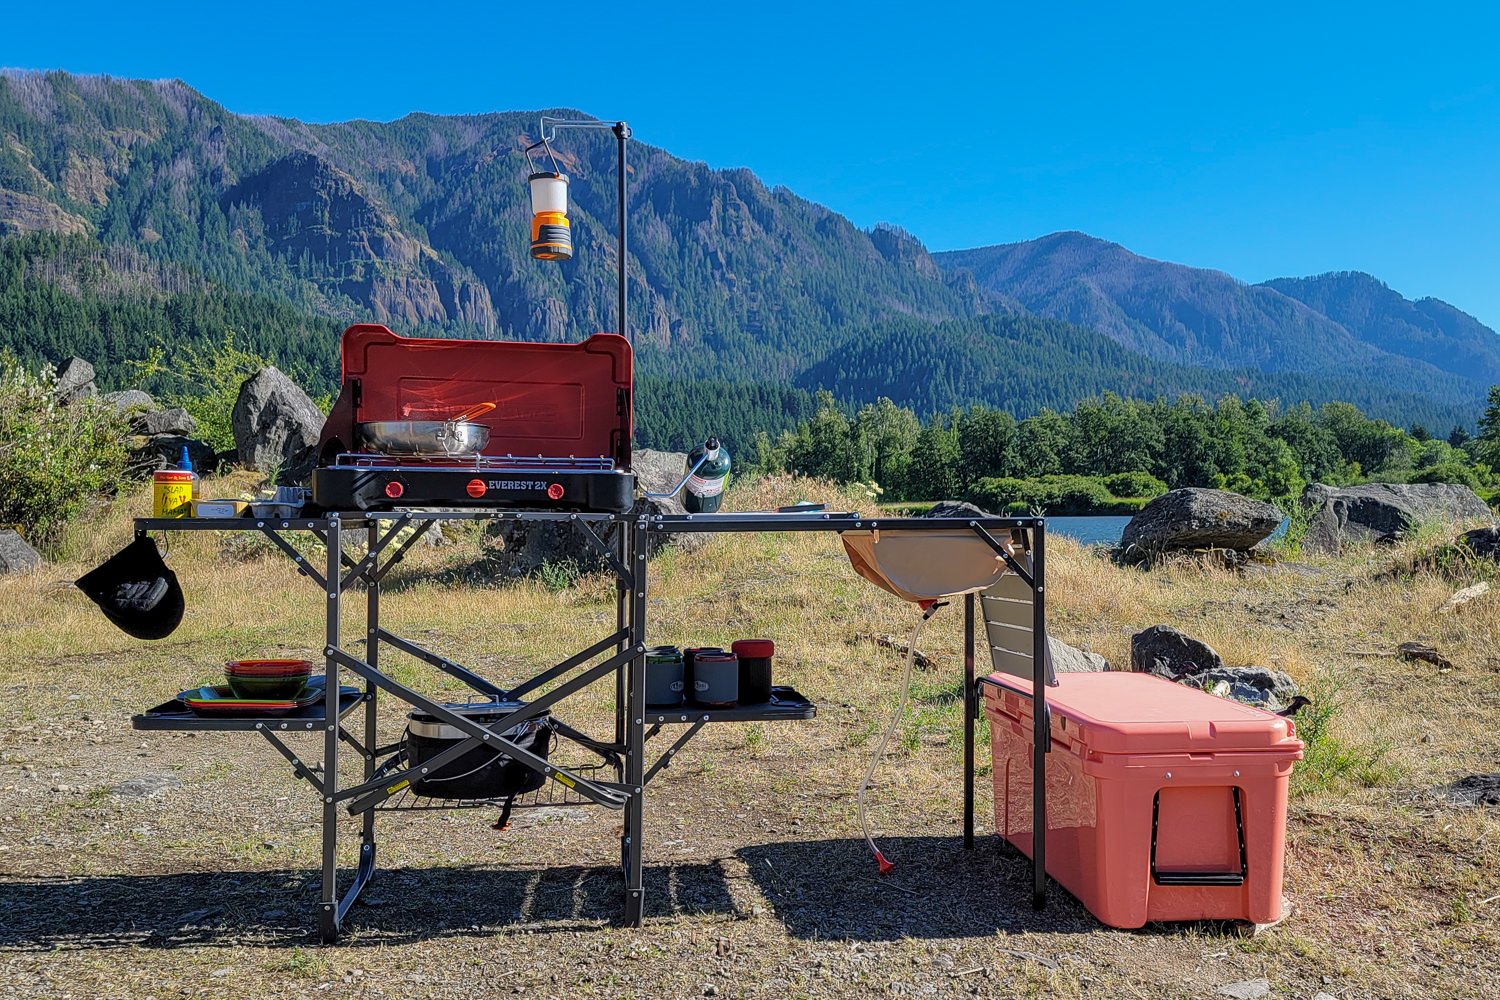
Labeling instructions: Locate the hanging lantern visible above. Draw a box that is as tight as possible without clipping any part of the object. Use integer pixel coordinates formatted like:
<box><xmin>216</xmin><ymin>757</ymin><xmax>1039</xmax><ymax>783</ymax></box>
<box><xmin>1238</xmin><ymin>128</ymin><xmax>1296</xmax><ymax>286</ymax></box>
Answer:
<box><xmin>524</xmin><ymin>137</ymin><xmax>572</xmax><ymax>261</ymax></box>
<box><xmin>528</xmin><ymin>170</ymin><xmax>572</xmax><ymax>260</ymax></box>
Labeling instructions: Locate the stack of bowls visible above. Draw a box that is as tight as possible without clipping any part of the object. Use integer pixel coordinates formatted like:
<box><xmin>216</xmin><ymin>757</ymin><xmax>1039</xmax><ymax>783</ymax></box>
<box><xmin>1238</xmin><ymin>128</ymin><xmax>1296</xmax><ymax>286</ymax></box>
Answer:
<box><xmin>225</xmin><ymin>658</ymin><xmax>312</xmax><ymax>699</ymax></box>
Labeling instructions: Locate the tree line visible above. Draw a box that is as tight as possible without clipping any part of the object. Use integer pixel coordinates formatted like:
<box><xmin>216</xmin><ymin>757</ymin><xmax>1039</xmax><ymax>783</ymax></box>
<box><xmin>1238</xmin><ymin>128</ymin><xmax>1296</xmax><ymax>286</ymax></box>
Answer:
<box><xmin>747</xmin><ymin>389</ymin><xmax>1500</xmax><ymax>509</ymax></box>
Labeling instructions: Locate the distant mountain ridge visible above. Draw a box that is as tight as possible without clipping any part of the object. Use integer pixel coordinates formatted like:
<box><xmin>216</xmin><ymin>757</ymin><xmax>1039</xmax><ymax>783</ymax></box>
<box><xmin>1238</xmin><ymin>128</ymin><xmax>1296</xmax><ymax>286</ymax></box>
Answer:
<box><xmin>1258</xmin><ymin>270</ymin><xmax>1500</xmax><ymax>385</ymax></box>
<box><xmin>934</xmin><ymin>232</ymin><xmax>1494</xmax><ymax>425</ymax></box>
<box><xmin>0</xmin><ymin>70</ymin><xmax>1495</xmax><ymax>437</ymax></box>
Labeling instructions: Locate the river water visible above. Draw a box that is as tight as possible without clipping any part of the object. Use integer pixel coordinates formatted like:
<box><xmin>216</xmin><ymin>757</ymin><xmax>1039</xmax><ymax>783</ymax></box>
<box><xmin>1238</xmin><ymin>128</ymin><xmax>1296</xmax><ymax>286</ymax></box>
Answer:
<box><xmin>1047</xmin><ymin>514</ymin><xmax>1290</xmax><ymax>547</ymax></box>
<box><xmin>1046</xmin><ymin>515</ymin><xmax>1134</xmax><ymax>546</ymax></box>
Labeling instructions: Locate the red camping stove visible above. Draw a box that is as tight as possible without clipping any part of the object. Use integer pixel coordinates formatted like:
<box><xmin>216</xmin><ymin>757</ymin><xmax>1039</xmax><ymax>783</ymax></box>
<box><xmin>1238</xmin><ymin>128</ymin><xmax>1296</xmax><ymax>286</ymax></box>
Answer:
<box><xmin>311</xmin><ymin>324</ymin><xmax>636</xmax><ymax>513</ymax></box>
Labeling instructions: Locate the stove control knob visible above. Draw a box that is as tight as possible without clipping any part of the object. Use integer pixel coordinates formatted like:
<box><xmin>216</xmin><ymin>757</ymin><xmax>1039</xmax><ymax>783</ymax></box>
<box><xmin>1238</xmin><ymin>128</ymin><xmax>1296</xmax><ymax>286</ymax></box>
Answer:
<box><xmin>466</xmin><ymin>478</ymin><xmax>487</xmax><ymax>498</ymax></box>
<box><xmin>385</xmin><ymin>480</ymin><xmax>405</xmax><ymax>499</ymax></box>
<box><xmin>547</xmin><ymin>483</ymin><xmax>565</xmax><ymax>500</ymax></box>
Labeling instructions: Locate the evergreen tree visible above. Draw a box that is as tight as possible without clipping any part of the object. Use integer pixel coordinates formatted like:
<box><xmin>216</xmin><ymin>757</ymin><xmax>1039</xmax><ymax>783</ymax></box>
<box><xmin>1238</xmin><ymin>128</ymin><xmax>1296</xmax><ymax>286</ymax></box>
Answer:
<box><xmin>1474</xmin><ymin>385</ymin><xmax>1500</xmax><ymax>468</ymax></box>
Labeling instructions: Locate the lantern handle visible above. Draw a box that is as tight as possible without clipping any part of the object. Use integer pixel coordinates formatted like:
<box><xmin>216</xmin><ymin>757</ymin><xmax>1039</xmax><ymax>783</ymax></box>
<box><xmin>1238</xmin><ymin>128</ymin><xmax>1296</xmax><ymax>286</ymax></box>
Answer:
<box><xmin>523</xmin><ymin>137</ymin><xmax>565</xmax><ymax>177</ymax></box>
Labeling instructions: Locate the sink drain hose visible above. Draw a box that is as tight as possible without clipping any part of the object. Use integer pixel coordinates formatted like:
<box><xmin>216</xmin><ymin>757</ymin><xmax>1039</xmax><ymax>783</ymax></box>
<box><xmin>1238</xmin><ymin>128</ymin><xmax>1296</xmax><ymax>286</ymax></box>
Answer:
<box><xmin>857</xmin><ymin>601</ymin><xmax>943</xmax><ymax>874</ymax></box>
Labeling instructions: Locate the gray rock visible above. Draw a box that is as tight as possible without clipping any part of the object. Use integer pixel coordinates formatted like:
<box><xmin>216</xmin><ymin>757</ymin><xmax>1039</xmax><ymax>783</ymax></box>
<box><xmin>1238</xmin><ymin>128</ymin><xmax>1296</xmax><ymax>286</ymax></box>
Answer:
<box><xmin>1216</xmin><ymin>980</ymin><xmax>1270</xmax><ymax>1000</ymax></box>
<box><xmin>0</xmin><ymin>530</ymin><xmax>43</xmax><ymax>575</ymax></box>
<box><xmin>1301</xmin><ymin>482</ymin><xmax>1492</xmax><ymax>553</ymax></box>
<box><xmin>1130</xmin><ymin>625</ymin><xmax>1223</xmax><ymax>678</ymax></box>
<box><xmin>632</xmin><ymin>448</ymin><xmax>692</xmax><ymax>497</ymax></box>
<box><xmin>1179</xmin><ymin>666</ymin><xmax>1299</xmax><ymax>710</ymax></box>
<box><xmin>55</xmin><ymin>357</ymin><xmax>96</xmax><ymax>404</ymax></box>
<box><xmin>1049</xmin><ymin>637</ymin><xmax>1109</xmax><ymax>673</ymax></box>
<box><xmin>1121</xmin><ymin>488</ymin><xmax>1282</xmax><ymax>561</ymax></box>
<box><xmin>130</xmin><ymin>435</ymin><xmax>218</xmax><ymax>474</ymax></box>
<box><xmin>231</xmin><ymin>367</ymin><xmax>324</xmax><ymax>483</ymax></box>
<box><xmin>109</xmin><ymin>773</ymin><xmax>183</xmax><ymax>799</ymax></box>
<box><xmin>925</xmin><ymin>500</ymin><xmax>992</xmax><ymax>520</ymax></box>
<box><xmin>1458</xmin><ymin>526</ymin><xmax>1500</xmax><ymax>560</ymax></box>
<box><xmin>1445</xmin><ymin>774</ymin><xmax>1500</xmax><ymax>807</ymax></box>
<box><xmin>131</xmin><ymin>407</ymin><xmax>198</xmax><ymax>437</ymax></box>
<box><xmin>102</xmin><ymin>389</ymin><xmax>156</xmax><ymax>413</ymax></box>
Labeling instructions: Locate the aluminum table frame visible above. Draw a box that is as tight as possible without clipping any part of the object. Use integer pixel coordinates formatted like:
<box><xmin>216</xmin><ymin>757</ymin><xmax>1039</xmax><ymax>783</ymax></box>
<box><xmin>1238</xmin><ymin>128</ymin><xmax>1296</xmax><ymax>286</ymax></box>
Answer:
<box><xmin>130</xmin><ymin>509</ymin><xmax>1050</xmax><ymax>940</ymax></box>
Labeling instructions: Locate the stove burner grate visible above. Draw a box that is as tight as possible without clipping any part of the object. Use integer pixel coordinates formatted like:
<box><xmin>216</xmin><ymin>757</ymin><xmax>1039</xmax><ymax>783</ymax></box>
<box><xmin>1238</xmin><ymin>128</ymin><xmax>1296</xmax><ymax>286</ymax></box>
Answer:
<box><xmin>328</xmin><ymin>453</ymin><xmax>616</xmax><ymax>473</ymax></box>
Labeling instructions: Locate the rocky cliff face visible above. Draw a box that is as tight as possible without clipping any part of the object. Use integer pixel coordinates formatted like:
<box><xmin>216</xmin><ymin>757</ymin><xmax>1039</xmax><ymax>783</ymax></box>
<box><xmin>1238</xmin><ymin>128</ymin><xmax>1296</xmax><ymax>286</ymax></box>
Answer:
<box><xmin>223</xmin><ymin>153</ymin><xmax>495</xmax><ymax>332</ymax></box>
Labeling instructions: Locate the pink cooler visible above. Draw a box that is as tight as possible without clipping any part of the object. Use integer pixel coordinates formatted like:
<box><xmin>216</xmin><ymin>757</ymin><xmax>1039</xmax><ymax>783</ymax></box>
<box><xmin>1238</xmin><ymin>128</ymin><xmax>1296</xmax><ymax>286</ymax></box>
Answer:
<box><xmin>983</xmin><ymin>670</ymin><xmax>1303</xmax><ymax>928</ymax></box>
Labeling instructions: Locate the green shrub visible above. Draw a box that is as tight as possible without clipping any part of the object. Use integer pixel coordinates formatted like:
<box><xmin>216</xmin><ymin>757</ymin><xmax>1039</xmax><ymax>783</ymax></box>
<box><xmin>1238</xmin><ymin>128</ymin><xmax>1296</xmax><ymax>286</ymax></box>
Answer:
<box><xmin>130</xmin><ymin>333</ymin><xmax>275</xmax><ymax>452</ymax></box>
<box><xmin>1289</xmin><ymin>672</ymin><xmax>1400</xmax><ymax>798</ymax></box>
<box><xmin>0</xmin><ymin>351</ymin><xmax>129</xmax><ymax>550</ymax></box>
<box><xmin>1102</xmin><ymin>471</ymin><xmax>1167</xmax><ymax>498</ymax></box>
<box><xmin>1410</xmin><ymin>462</ymin><xmax>1480</xmax><ymax>488</ymax></box>
<box><xmin>968</xmin><ymin>474</ymin><xmax>1139</xmax><ymax>514</ymax></box>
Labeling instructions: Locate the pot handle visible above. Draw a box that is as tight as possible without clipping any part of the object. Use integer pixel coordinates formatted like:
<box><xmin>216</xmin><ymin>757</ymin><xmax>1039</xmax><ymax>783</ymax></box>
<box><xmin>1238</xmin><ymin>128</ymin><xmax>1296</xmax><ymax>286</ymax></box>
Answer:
<box><xmin>449</xmin><ymin>401</ymin><xmax>497</xmax><ymax>423</ymax></box>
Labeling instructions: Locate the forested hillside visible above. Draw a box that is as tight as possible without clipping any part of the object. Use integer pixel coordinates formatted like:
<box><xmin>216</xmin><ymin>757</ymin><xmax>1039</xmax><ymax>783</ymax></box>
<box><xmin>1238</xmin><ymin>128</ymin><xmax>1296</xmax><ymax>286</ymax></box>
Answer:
<box><xmin>2</xmin><ymin>70</ymin><xmax>1498</xmax><ymax>450</ymax></box>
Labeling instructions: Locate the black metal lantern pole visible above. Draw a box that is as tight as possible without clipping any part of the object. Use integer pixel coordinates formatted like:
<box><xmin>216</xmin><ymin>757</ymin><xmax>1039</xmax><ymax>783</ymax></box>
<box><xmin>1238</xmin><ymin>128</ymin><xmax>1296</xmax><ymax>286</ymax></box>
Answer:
<box><xmin>528</xmin><ymin>117</ymin><xmax>631</xmax><ymax>345</ymax></box>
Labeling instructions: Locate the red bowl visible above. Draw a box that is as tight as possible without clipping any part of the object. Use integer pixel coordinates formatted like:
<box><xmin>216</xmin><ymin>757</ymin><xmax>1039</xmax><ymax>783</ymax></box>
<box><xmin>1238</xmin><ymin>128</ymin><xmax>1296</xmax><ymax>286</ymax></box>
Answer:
<box><xmin>226</xmin><ymin>658</ymin><xmax>313</xmax><ymax>675</ymax></box>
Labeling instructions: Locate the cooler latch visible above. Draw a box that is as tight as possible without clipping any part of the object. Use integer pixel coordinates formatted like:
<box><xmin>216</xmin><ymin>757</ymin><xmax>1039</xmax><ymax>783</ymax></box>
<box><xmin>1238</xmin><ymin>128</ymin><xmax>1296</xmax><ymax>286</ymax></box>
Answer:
<box><xmin>1149</xmin><ymin>786</ymin><xmax>1248</xmax><ymax>887</ymax></box>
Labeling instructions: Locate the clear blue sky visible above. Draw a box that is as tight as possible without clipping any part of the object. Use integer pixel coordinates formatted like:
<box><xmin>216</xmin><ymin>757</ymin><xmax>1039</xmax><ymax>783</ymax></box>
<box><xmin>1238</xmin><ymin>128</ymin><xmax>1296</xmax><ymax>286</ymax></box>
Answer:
<box><xmin>6</xmin><ymin>1</ymin><xmax>1499</xmax><ymax>326</ymax></box>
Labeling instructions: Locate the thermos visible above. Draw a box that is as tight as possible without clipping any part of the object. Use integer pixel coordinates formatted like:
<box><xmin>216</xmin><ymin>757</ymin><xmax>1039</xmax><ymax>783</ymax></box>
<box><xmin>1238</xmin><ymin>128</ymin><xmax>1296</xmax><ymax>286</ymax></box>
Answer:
<box><xmin>683</xmin><ymin>438</ymin><xmax>731</xmax><ymax>514</ymax></box>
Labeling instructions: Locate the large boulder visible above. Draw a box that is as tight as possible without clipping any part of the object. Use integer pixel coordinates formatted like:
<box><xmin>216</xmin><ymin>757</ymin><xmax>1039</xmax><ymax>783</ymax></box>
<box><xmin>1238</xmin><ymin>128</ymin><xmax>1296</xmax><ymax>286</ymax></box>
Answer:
<box><xmin>1120</xmin><ymin>488</ymin><xmax>1282</xmax><ymax>561</ymax></box>
<box><xmin>1049</xmin><ymin>637</ymin><xmax>1109</xmax><ymax>673</ymax></box>
<box><xmin>1458</xmin><ymin>526</ymin><xmax>1500</xmax><ymax>561</ymax></box>
<box><xmin>103</xmin><ymin>389</ymin><xmax>156</xmax><ymax>413</ymax></box>
<box><xmin>55</xmin><ymin>357</ymin><xmax>96</xmax><ymax>404</ymax></box>
<box><xmin>1300</xmin><ymin>482</ymin><xmax>1492</xmax><ymax>553</ymax></box>
<box><xmin>632</xmin><ymin>448</ymin><xmax>692</xmax><ymax>497</ymax></box>
<box><xmin>1179</xmin><ymin>666</ymin><xmax>1299</xmax><ymax>711</ymax></box>
<box><xmin>925</xmin><ymin>500</ymin><xmax>992</xmax><ymax>520</ymax></box>
<box><xmin>131</xmin><ymin>407</ymin><xmax>198</xmax><ymax>437</ymax></box>
<box><xmin>1130</xmin><ymin>625</ymin><xmax>1223</xmax><ymax>679</ymax></box>
<box><xmin>130</xmin><ymin>435</ymin><xmax>218</xmax><ymax>474</ymax></box>
<box><xmin>0</xmin><ymin>530</ymin><xmax>42</xmax><ymax>575</ymax></box>
<box><xmin>231</xmin><ymin>367</ymin><xmax>324</xmax><ymax>483</ymax></box>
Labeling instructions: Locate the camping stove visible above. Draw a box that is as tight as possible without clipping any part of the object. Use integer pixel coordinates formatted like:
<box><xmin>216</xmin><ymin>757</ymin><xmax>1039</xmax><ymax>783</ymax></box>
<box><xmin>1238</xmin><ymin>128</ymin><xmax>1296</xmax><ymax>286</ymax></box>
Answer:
<box><xmin>310</xmin><ymin>324</ymin><xmax>637</xmax><ymax>513</ymax></box>
<box><xmin>312</xmin><ymin>454</ymin><xmax>634</xmax><ymax>512</ymax></box>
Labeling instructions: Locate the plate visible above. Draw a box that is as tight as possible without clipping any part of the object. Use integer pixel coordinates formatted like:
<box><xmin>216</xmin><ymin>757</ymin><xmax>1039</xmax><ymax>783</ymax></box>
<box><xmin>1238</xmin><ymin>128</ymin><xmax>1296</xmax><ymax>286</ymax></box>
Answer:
<box><xmin>179</xmin><ymin>681</ymin><xmax>325</xmax><ymax>716</ymax></box>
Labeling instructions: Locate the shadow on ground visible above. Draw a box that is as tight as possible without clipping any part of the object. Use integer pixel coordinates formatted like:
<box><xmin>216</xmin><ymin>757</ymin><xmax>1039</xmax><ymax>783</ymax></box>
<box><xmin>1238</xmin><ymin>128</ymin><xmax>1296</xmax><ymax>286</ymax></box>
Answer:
<box><xmin>0</xmin><ymin>837</ymin><xmax>1110</xmax><ymax>949</ymax></box>
<box><xmin>0</xmin><ymin>861</ymin><xmax>736</xmax><ymax>949</ymax></box>
<box><xmin>737</xmin><ymin>835</ymin><xmax>1100</xmax><ymax>940</ymax></box>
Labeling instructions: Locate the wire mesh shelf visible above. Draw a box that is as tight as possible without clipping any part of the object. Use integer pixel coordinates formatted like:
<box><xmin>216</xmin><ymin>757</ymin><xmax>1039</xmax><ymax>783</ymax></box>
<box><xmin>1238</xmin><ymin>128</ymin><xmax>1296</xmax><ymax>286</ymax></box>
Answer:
<box><xmin>371</xmin><ymin>750</ymin><xmax>619</xmax><ymax>813</ymax></box>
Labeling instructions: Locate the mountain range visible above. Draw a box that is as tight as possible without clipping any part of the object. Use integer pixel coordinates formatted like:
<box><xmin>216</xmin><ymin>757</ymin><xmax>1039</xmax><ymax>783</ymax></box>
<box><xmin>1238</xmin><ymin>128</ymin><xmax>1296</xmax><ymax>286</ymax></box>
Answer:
<box><xmin>1</xmin><ymin>70</ymin><xmax>1496</xmax><ymax>445</ymax></box>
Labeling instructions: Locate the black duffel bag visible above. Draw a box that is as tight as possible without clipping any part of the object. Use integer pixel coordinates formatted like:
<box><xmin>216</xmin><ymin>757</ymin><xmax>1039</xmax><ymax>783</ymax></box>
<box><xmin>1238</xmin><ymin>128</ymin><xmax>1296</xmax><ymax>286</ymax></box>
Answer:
<box><xmin>404</xmin><ymin>701</ymin><xmax>553</xmax><ymax>804</ymax></box>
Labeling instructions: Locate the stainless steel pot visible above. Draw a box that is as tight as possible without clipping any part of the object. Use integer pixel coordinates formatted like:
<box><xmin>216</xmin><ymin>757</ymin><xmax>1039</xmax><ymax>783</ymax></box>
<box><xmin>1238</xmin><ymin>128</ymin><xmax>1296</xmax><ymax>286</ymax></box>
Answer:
<box><xmin>360</xmin><ymin>402</ymin><xmax>495</xmax><ymax>457</ymax></box>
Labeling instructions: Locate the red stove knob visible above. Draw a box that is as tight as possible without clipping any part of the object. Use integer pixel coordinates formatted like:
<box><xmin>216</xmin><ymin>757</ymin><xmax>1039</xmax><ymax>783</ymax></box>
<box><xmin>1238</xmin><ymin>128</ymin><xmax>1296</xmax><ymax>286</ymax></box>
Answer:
<box><xmin>467</xmin><ymin>479</ymin><xmax>487</xmax><ymax>498</ymax></box>
<box><xmin>384</xmin><ymin>480</ymin><xmax>405</xmax><ymax>499</ymax></box>
<box><xmin>547</xmin><ymin>482</ymin><xmax>565</xmax><ymax>500</ymax></box>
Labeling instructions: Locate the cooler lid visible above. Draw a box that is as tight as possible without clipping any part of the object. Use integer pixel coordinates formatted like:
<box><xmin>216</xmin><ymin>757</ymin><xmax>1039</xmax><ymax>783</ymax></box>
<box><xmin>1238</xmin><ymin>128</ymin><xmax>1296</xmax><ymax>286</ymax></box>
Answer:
<box><xmin>984</xmin><ymin>670</ymin><xmax>1300</xmax><ymax>755</ymax></box>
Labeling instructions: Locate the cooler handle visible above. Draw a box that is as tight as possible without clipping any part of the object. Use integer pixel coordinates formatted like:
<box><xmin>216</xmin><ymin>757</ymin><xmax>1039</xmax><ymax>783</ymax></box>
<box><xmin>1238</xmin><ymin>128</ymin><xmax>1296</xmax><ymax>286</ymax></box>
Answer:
<box><xmin>1149</xmin><ymin>786</ymin><xmax>1248</xmax><ymax>887</ymax></box>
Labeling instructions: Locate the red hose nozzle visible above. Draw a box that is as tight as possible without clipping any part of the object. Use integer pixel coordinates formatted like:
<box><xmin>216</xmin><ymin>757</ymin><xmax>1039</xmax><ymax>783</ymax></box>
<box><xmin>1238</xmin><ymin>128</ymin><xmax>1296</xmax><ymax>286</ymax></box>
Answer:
<box><xmin>875</xmin><ymin>850</ymin><xmax>895</xmax><ymax>876</ymax></box>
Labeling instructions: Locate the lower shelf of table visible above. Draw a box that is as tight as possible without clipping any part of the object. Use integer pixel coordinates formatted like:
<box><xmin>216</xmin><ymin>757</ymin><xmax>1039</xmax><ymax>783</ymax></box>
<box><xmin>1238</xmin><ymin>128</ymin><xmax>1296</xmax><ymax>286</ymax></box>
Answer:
<box><xmin>645</xmin><ymin>686</ymin><xmax>816</xmax><ymax>725</ymax></box>
<box><xmin>131</xmin><ymin>688</ymin><xmax>369</xmax><ymax>731</ymax></box>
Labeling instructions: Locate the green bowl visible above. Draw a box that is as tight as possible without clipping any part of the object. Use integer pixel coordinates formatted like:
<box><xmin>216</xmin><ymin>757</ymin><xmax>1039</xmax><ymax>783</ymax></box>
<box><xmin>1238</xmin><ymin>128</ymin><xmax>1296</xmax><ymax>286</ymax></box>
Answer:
<box><xmin>226</xmin><ymin>673</ymin><xmax>309</xmax><ymax>699</ymax></box>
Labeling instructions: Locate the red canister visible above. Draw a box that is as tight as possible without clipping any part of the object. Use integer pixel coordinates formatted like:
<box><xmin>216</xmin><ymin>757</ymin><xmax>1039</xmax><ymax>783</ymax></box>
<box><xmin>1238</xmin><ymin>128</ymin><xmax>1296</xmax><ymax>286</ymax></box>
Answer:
<box><xmin>732</xmin><ymin>639</ymin><xmax>774</xmax><ymax>704</ymax></box>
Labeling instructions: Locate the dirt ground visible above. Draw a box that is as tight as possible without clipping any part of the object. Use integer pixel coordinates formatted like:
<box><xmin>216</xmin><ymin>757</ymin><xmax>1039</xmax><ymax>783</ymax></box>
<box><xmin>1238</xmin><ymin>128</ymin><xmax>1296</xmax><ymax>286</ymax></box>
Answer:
<box><xmin>1</xmin><ymin>478</ymin><xmax>1497</xmax><ymax>999</ymax></box>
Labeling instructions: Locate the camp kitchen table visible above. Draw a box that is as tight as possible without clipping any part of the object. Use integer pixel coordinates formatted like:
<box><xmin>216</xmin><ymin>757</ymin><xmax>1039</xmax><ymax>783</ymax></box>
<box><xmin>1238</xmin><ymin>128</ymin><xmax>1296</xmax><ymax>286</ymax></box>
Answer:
<box><xmin>131</xmin><ymin>510</ymin><xmax>1050</xmax><ymax>942</ymax></box>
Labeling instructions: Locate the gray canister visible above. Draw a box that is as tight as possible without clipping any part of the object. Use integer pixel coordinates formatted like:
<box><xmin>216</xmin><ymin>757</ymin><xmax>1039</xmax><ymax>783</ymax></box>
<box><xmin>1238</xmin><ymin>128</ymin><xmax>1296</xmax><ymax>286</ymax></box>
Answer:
<box><xmin>646</xmin><ymin>646</ymin><xmax>686</xmax><ymax>707</ymax></box>
<box><xmin>689</xmin><ymin>649</ymin><xmax>739</xmax><ymax>707</ymax></box>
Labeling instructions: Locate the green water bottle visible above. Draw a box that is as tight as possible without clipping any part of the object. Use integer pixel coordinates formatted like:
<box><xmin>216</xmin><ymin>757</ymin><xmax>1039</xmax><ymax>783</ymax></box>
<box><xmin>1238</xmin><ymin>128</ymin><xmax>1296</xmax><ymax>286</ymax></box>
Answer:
<box><xmin>684</xmin><ymin>437</ymin><xmax>730</xmax><ymax>513</ymax></box>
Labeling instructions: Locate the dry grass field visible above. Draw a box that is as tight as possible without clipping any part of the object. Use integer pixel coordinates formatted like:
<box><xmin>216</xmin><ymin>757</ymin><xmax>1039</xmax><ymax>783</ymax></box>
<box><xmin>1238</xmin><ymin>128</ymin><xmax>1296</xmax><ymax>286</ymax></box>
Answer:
<box><xmin>1</xmin><ymin>475</ymin><xmax>1497</xmax><ymax>999</ymax></box>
